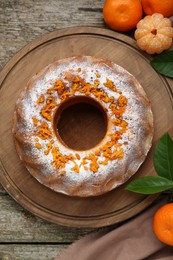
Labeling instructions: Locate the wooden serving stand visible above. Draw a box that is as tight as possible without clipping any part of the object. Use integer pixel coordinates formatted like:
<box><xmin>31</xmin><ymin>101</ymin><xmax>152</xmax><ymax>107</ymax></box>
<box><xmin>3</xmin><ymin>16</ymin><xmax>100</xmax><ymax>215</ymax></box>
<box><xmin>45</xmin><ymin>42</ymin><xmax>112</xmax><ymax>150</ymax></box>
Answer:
<box><xmin>0</xmin><ymin>27</ymin><xmax>172</xmax><ymax>228</ymax></box>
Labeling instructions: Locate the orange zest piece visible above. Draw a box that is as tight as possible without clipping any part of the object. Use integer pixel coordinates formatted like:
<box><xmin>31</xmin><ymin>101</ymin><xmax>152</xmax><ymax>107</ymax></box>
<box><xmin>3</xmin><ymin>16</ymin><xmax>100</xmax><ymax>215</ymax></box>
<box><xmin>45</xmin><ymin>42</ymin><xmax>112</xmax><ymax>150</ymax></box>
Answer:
<box><xmin>118</xmin><ymin>95</ymin><xmax>128</xmax><ymax>107</ymax></box>
<box><xmin>51</xmin><ymin>146</ymin><xmax>80</xmax><ymax>173</ymax></box>
<box><xmin>32</xmin><ymin>117</ymin><xmax>38</xmax><ymax>126</ymax></box>
<box><xmin>75</xmin><ymin>153</ymin><xmax>81</xmax><ymax>160</ymax></box>
<box><xmin>84</xmin><ymin>154</ymin><xmax>99</xmax><ymax>173</ymax></box>
<box><xmin>35</xmin><ymin>143</ymin><xmax>42</xmax><ymax>149</ymax></box>
<box><xmin>104</xmin><ymin>78</ymin><xmax>117</xmax><ymax>92</ymax></box>
<box><xmin>37</xmin><ymin>95</ymin><xmax>44</xmax><ymax>104</ymax></box>
<box><xmin>37</xmin><ymin>122</ymin><xmax>52</xmax><ymax>140</ymax></box>
<box><xmin>41</xmin><ymin>97</ymin><xmax>56</xmax><ymax>121</ymax></box>
<box><xmin>44</xmin><ymin>141</ymin><xmax>54</xmax><ymax>155</ymax></box>
<box><xmin>47</xmin><ymin>80</ymin><xmax>65</xmax><ymax>95</ymax></box>
<box><xmin>71</xmin><ymin>163</ymin><xmax>80</xmax><ymax>173</ymax></box>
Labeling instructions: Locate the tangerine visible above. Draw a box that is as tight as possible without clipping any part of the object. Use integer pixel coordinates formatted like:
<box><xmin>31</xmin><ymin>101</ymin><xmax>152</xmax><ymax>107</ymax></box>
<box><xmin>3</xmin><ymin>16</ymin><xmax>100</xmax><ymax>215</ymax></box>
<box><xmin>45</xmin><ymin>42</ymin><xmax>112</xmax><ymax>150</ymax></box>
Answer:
<box><xmin>135</xmin><ymin>13</ymin><xmax>173</xmax><ymax>54</ymax></box>
<box><xmin>153</xmin><ymin>203</ymin><xmax>173</xmax><ymax>246</ymax></box>
<box><xmin>141</xmin><ymin>0</ymin><xmax>173</xmax><ymax>18</ymax></box>
<box><xmin>103</xmin><ymin>0</ymin><xmax>143</xmax><ymax>32</ymax></box>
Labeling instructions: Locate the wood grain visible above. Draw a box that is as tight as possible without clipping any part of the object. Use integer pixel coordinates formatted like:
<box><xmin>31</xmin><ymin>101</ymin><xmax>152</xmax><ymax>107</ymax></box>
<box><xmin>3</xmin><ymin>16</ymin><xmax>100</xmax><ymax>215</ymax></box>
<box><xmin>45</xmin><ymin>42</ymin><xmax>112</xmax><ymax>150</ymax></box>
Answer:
<box><xmin>0</xmin><ymin>245</ymin><xmax>67</xmax><ymax>260</ymax></box>
<box><xmin>0</xmin><ymin>0</ymin><xmax>104</xmax><ymax>69</ymax></box>
<box><xmin>0</xmin><ymin>196</ymin><xmax>95</xmax><ymax>243</ymax></box>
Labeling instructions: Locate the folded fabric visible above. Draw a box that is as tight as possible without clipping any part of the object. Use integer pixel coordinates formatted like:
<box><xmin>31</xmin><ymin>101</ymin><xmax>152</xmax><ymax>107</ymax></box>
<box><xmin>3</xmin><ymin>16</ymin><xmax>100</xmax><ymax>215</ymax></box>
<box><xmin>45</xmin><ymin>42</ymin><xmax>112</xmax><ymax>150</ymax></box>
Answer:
<box><xmin>55</xmin><ymin>197</ymin><xmax>173</xmax><ymax>260</ymax></box>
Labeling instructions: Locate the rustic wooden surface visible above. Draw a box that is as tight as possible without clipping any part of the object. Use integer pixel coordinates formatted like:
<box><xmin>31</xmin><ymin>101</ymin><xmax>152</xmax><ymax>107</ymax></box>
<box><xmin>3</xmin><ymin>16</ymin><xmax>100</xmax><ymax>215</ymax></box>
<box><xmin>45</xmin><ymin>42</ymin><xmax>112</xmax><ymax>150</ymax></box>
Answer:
<box><xmin>2</xmin><ymin>25</ymin><xmax>171</xmax><ymax>230</ymax></box>
<box><xmin>0</xmin><ymin>1</ymin><xmax>105</xmax><ymax>259</ymax></box>
<box><xmin>0</xmin><ymin>1</ymin><xmax>173</xmax><ymax>259</ymax></box>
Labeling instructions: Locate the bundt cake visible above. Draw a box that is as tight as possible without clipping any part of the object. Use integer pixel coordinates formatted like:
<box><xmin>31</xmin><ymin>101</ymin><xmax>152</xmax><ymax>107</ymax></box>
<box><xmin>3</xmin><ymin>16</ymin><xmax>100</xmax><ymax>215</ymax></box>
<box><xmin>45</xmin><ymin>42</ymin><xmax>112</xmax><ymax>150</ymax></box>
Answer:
<box><xmin>12</xmin><ymin>56</ymin><xmax>153</xmax><ymax>197</ymax></box>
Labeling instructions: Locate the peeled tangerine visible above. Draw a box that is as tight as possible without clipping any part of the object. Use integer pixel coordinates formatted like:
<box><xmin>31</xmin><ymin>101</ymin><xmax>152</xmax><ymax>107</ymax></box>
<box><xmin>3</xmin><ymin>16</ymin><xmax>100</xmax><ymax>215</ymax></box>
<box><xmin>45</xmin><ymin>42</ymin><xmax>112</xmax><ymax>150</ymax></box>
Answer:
<box><xmin>135</xmin><ymin>13</ymin><xmax>173</xmax><ymax>54</ymax></box>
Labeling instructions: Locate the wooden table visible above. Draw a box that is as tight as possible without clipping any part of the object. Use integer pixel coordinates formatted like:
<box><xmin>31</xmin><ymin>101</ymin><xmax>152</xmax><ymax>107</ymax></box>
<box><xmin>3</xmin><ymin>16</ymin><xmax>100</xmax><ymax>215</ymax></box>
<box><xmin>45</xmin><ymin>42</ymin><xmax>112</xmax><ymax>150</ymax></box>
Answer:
<box><xmin>0</xmin><ymin>1</ymin><xmax>173</xmax><ymax>259</ymax></box>
<box><xmin>0</xmin><ymin>1</ymin><xmax>111</xmax><ymax>259</ymax></box>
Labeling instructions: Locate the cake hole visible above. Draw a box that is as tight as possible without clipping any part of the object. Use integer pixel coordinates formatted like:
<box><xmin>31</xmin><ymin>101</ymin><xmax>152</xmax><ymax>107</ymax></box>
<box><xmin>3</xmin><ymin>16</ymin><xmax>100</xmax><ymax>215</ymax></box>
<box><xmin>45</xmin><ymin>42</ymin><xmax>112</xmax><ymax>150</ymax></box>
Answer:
<box><xmin>54</xmin><ymin>96</ymin><xmax>108</xmax><ymax>151</ymax></box>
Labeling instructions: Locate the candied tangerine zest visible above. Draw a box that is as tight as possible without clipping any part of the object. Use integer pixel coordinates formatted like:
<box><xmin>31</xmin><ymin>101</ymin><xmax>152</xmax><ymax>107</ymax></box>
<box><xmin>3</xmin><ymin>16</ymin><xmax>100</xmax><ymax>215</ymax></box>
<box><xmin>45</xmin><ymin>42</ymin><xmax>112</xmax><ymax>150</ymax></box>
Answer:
<box><xmin>109</xmin><ymin>96</ymin><xmax>114</xmax><ymax>103</ymax></box>
<box><xmin>51</xmin><ymin>146</ymin><xmax>80</xmax><ymax>173</ymax></box>
<box><xmin>94</xmin><ymin>79</ymin><xmax>100</xmax><ymax>86</ymax></box>
<box><xmin>80</xmin><ymin>158</ymin><xmax>87</xmax><ymax>165</ymax></box>
<box><xmin>102</xmin><ymin>94</ymin><xmax>110</xmax><ymax>103</ymax></box>
<box><xmin>60</xmin><ymin>92</ymin><xmax>73</xmax><ymax>101</ymax></box>
<box><xmin>109</xmin><ymin>104</ymin><xmax>126</xmax><ymax>118</ymax></box>
<box><xmin>35</xmin><ymin>143</ymin><xmax>42</xmax><ymax>149</ymax></box>
<box><xmin>73</xmin><ymin>76</ymin><xmax>81</xmax><ymax>83</ymax></box>
<box><xmin>98</xmin><ymin>159</ymin><xmax>108</xmax><ymax>165</ymax></box>
<box><xmin>37</xmin><ymin>95</ymin><xmax>44</xmax><ymax>104</ymax></box>
<box><xmin>75</xmin><ymin>153</ymin><xmax>80</xmax><ymax>160</ymax></box>
<box><xmin>47</xmin><ymin>80</ymin><xmax>65</xmax><ymax>95</ymax></box>
<box><xmin>44</xmin><ymin>141</ymin><xmax>53</xmax><ymax>155</ymax></box>
<box><xmin>72</xmin><ymin>83</ymin><xmax>79</xmax><ymax>93</ymax></box>
<box><xmin>71</xmin><ymin>163</ymin><xmax>79</xmax><ymax>173</ymax></box>
<box><xmin>79</xmin><ymin>84</ymin><xmax>93</xmax><ymax>95</ymax></box>
<box><xmin>92</xmin><ymin>89</ymin><xmax>104</xmax><ymax>99</ymax></box>
<box><xmin>73</xmin><ymin>76</ymin><xmax>87</xmax><ymax>85</ymax></box>
<box><xmin>46</xmin><ymin>97</ymin><xmax>55</xmax><ymax>104</ymax></box>
<box><xmin>32</xmin><ymin>117</ymin><xmax>38</xmax><ymax>126</ymax></box>
<box><xmin>104</xmin><ymin>78</ymin><xmax>117</xmax><ymax>92</ymax></box>
<box><xmin>94</xmin><ymin>150</ymin><xmax>100</xmax><ymax>156</ymax></box>
<box><xmin>41</xmin><ymin>97</ymin><xmax>57</xmax><ymax>121</ymax></box>
<box><xmin>51</xmin><ymin>147</ymin><xmax>67</xmax><ymax>169</ymax></box>
<box><xmin>84</xmin><ymin>154</ymin><xmax>99</xmax><ymax>173</ymax></box>
<box><xmin>37</xmin><ymin>122</ymin><xmax>52</xmax><ymax>140</ymax></box>
<box><xmin>118</xmin><ymin>95</ymin><xmax>128</xmax><ymax>107</ymax></box>
<box><xmin>113</xmin><ymin>118</ymin><xmax>122</xmax><ymax>126</ymax></box>
<box><xmin>109</xmin><ymin>132</ymin><xmax>122</xmax><ymax>142</ymax></box>
<box><xmin>110</xmin><ymin>148</ymin><xmax>124</xmax><ymax>160</ymax></box>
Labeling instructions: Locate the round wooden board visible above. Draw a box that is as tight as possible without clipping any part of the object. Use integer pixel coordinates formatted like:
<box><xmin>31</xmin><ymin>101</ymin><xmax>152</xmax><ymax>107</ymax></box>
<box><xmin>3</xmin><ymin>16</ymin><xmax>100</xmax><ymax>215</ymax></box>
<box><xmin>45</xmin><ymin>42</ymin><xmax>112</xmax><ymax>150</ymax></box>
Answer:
<box><xmin>0</xmin><ymin>27</ymin><xmax>173</xmax><ymax>228</ymax></box>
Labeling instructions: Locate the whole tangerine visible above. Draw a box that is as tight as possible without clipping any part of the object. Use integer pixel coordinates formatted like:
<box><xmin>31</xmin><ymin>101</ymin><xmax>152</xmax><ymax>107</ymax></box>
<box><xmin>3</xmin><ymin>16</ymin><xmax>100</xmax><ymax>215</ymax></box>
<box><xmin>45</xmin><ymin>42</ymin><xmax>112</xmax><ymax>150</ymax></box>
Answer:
<box><xmin>141</xmin><ymin>0</ymin><xmax>173</xmax><ymax>18</ymax></box>
<box><xmin>153</xmin><ymin>203</ymin><xmax>173</xmax><ymax>246</ymax></box>
<box><xmin>103</xmin><ymin>0</ymin><xmax>143</xmax><ymax>32</ymax></box>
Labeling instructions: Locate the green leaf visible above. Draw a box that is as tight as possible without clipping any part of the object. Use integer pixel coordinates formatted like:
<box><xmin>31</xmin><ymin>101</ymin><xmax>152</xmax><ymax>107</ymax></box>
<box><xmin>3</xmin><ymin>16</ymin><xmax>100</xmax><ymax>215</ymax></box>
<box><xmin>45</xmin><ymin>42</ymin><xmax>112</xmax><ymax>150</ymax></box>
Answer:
<box><xmin>150</xmin><ymin>50</ymin><xmax>173</xmax><ymax>78</ymax></box>
<box><xmin>154</xmin><ymin>133</ymin><xmax>173</xmax><ymax>181</ymax></box>
<box><xmin>126</xmin><ymin>176</ymin><xmax>173</xmax><ymax>194</ymax></box>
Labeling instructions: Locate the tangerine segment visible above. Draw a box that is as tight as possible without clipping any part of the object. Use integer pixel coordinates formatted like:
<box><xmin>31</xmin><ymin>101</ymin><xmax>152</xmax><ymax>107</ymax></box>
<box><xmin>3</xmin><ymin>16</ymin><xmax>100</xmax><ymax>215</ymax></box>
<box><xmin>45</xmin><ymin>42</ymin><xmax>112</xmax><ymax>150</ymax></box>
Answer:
<box><xmin>153</xmin><ymin>203</ymin><xmax>173</xmax><ymax>246</ymax></box>
<box><xmin>103</xmin><ymin>0</ymin><xmax>143</xmax><ymax>32</ymax></box>
<box><xmin>141</xmin><ymin>0</ymin><xmax>173</xmax><ymax>18</ymax></box>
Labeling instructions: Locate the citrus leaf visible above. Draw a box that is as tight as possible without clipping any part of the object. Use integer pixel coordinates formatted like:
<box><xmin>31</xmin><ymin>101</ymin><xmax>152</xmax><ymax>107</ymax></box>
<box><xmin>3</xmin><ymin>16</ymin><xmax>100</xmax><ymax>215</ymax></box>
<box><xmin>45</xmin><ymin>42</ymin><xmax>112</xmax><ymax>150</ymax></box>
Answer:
<box><xmin>150</xmin><ymin>50</ymin><xmax>173</xmax><ymax>78</ymax></box>
<box><xmin>126</xmin><ymin>176</ymin><xmax>173</xmax><ymax>194</ymax></box>
<box><xmin>154</xmin><ymin>133</ymin><xmax>173</xmax><ymax>181</ymax></box>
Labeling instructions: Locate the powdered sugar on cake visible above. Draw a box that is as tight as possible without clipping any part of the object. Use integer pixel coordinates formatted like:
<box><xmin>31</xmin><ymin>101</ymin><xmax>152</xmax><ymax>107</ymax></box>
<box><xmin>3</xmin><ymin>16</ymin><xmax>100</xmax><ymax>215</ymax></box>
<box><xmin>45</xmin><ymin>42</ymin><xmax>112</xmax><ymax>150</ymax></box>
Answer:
<box><xmin>13</xmin><ymin>56</ymin><xmax>153</xmax><ymax>196</ymax></box>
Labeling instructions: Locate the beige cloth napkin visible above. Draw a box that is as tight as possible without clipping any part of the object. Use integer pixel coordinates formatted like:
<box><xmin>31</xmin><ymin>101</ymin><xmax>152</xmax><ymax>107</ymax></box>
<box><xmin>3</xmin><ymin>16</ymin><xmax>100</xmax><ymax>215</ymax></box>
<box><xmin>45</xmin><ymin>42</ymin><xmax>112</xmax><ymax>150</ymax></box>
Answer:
<box><xmin>56</xmin><ymin>197</ymin><xmax>173</xmax><ymax>260</ymax></box>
